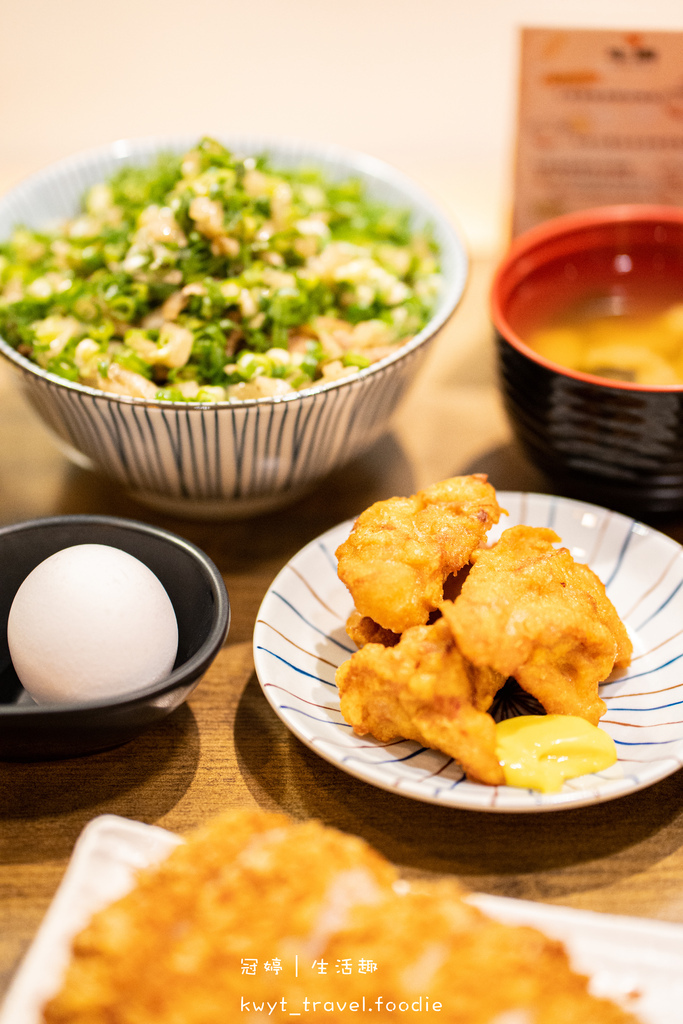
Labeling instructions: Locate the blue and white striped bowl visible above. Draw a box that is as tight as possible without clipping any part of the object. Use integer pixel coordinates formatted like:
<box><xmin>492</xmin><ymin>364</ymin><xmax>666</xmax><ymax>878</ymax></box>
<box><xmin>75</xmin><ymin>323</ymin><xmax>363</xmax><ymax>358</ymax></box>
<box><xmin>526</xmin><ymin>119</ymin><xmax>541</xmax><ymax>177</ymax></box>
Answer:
<box><xmin>0</xmin><ymin>136</ymin><xmax>467</xmax><ymax>518</ymax></box>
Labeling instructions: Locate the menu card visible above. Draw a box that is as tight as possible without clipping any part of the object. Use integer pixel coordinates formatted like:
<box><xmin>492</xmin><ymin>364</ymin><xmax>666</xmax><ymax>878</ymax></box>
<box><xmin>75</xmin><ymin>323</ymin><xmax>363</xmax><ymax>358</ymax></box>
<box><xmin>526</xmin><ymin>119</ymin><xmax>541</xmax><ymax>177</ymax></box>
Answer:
<box><xmin>512</xmin><ymin>27</ymin><xmax>683</xmax><ymax>236</ymax></box>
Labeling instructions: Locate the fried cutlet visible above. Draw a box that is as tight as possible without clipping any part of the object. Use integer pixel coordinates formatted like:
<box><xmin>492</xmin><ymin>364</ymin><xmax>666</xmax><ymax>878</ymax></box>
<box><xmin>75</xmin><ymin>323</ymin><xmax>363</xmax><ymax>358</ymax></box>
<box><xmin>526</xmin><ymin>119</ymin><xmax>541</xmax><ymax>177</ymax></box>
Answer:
<box><xmin>42</xmin><ymin>810</ymin><xmax>641</xmax><ymax>1024</ymax></box>
<box><xmin>335</xmin><ymin>474</ymin><xmax>503</xmax><ymax>634</ymax></box>
<box><xmin>441</xmin><ymin>525</ymin><xmax>633</xmax><ymax>725</ymax></box>
<box><xmin>322</xmin><ymin>879</ymin><xmax>638</xmax><ymax>1024</ymax></box>
<box><xmin>336</xmin><ymin>616</ymin><xmax>506</xmax><ymax>785</ymax></box>
<box><xmin>42</xmin><ymin>811</ymin><xmax>396</xmax><ymax>1024</ymax></box>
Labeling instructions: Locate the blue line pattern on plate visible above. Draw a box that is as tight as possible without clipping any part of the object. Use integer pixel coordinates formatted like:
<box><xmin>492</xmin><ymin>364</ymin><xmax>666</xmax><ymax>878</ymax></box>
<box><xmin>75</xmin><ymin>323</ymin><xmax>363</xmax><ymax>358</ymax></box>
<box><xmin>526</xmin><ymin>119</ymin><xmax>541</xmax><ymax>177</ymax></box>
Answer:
<box><xmin>607</xmin><ymin>699</ymin><xmax>683</xmax><ymax>712</ymax></box>
<box><xmin>346</xmin><ymin>747</ymin><xmax>430</xmax><ymax>765</ymax></box>
<box><xmin>269</xmin><ymin>592</ymin><xmax>353</xmax><ymax>653</ymax></box>
<box><xmin>255</xmin><ymin>647</ymin><xmax>337</xmax><ymax>687</ymax></box>
<box><xmin>279</xmin><ymin>706</ymin><xmax>353</xmax><ymax>726</ymax></box>
<box><xmin>615</xmin><ymin>737</ymin><xmax>683</xmax><ymax>746</ymax></box>
<box><xmin>614</xmin><ymin>652</ymin><xmax>683</xmax><ymax>681</ymax></box>
<box><xmin>319</xmin><ymin>541</ymin><xmax>339</xmax><ymax>574</ymax></box>
<box><xmin>635</xmin><ymin>578</ymin><xmax>683</xmax><ymax>632</ymax></box>
<box><xmin>603</xmin><ymin>523</ymin><xmax>638</xmax><ymax>590</ymax></box>
<box><xmin>253</xmin><ymin>493</ymin><xmax>683</xmax><ymax>813</ymax></box>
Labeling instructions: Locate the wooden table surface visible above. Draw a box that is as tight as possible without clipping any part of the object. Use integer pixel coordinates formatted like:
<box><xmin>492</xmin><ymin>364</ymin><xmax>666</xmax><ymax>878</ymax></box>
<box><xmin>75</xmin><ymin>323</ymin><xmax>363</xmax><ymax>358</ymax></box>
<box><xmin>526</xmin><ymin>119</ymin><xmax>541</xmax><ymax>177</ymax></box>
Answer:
<box><xmin>2</xmin><ymin>256</ymin><xmax>683</xmax><ymax>1000</ymax></box>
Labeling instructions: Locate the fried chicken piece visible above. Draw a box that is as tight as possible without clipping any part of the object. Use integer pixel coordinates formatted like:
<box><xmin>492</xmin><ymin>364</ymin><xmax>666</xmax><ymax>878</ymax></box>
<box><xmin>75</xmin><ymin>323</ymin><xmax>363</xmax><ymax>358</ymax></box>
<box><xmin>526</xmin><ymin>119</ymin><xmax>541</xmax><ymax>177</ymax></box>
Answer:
<box><xmin>43</xmin><ymin>810</ymin><xmax>641</xmax><ymax>1024</ymax></box>
<box><xmin>336</xmin><ymin>616</ymin><xmax>506</xmax><ymax>785</ymax></box>
<box><xmin>335</xmin><ymin>474</ymin><xmax>504</xmax><ymax>634</ymax></box>
<box><xmin>345</xmin><ymin>610</ymin><xmax>400</xmax><ymax>648</ymax></box>
<box><xmin>442</xmin><ymin>525</ymin><xmax>633</xmax><ymax>725</ymax></box>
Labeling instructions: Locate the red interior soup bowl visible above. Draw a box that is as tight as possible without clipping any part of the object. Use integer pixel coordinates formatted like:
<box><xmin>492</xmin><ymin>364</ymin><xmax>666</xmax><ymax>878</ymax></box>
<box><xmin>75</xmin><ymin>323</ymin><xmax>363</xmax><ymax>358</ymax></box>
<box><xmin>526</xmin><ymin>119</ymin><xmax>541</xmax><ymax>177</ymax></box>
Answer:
<box><xmin>491</xmin><ymin>204</ymin><xmax>683</xmax><ymax>516</ymax></box>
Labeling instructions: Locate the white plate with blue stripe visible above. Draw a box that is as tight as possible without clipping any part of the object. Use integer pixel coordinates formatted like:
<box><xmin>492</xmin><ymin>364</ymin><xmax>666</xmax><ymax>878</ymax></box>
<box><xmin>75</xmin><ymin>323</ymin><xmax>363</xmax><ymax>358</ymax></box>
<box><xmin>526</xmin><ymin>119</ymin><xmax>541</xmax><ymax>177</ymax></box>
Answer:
<box><xmin>253</xmin><ymin>492</ymin><xmax>683</xmax><ymax>812</ymax></box>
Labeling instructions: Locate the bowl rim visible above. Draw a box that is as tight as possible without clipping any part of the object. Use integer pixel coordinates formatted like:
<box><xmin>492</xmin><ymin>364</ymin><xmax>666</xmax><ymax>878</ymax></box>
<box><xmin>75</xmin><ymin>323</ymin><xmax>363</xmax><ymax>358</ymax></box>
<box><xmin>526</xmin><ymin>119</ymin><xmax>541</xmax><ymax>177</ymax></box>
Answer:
<box><xmin>0</xmin><ymin>514</ymin><xmax>230</xmax><ymax>716</ymax></box>
<box><xmin>0</xmin><ymin>133</ymin><xmax>468</xmax><ymax>409</ymax></box>
<box><xmin>491</xmin><ymin>202</ymin><xmax>683</xmax><ymax>394</ymax></box>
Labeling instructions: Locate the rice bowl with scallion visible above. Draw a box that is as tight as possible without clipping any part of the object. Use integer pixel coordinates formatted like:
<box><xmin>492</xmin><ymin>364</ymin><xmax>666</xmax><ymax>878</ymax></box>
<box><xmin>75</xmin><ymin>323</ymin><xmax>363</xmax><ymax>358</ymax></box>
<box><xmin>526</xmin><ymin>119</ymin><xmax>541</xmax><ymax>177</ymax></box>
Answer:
<box><xmin>0</xmin><ymin>136</ymin><xmax>442</xmax><ymax>404</ymax></box>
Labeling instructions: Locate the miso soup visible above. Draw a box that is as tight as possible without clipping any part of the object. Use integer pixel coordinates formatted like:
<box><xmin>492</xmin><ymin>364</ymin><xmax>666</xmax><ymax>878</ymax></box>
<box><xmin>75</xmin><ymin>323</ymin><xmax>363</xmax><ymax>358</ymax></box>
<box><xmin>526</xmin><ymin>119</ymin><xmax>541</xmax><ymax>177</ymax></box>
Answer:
<box><xmin>527</xmin><ymin>302</ymin><xmax>683</xmax><ymax>385</ymax></box>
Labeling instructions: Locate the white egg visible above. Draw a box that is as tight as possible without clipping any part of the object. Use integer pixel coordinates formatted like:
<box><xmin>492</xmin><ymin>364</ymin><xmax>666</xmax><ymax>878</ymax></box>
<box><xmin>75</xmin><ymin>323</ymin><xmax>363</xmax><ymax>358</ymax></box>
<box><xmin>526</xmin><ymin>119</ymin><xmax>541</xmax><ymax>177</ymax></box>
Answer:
<box><xmin>7</xmin><ymin>544</ymin><xmax>179</xmax><ymax>704</ymax></box>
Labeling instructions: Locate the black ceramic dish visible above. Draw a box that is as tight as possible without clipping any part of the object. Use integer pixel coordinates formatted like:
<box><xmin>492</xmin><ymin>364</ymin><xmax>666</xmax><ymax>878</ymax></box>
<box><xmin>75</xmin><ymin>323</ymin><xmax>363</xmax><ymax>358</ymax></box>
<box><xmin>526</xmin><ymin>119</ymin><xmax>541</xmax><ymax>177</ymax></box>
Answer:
<box><xmin>0</xmin><ymin>515</ymin><xmax>230</xmax><ymax>760</ymax></box>
<box><xmin>491</xmin><ymin>204</ymin><xmax>683</xmax><ymax>517</ymax></box>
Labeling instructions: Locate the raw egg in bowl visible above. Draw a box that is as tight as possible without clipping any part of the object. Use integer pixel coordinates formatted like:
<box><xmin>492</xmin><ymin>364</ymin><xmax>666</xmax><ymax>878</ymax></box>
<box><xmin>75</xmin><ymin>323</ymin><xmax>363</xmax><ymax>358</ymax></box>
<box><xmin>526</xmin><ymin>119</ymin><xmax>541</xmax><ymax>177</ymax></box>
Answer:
<box><xmin>0</xmin><ymin>515</ymin><xmax>230</xmax><ymax>760</ymax></box>
<box><xmin>491</xmin><ymin>204</ymin><xmax>683</xmax><ymax>516</ymax></box>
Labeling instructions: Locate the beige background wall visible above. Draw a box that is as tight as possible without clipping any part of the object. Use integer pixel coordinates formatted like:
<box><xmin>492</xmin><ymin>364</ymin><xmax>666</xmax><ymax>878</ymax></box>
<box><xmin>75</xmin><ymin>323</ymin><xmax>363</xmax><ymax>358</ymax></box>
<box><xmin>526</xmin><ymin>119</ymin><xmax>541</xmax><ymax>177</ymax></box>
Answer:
<box><xmin>1</xmin><ymin>0</ymin><xmax>683</xmax><ymax>255</ymax></box>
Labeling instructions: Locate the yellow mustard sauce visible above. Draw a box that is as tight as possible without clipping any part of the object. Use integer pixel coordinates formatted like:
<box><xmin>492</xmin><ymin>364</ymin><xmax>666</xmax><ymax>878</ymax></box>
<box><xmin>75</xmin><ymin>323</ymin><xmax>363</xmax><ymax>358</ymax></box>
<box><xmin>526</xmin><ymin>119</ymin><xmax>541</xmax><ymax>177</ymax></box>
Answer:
<box><xmin>495</xmin><ymin>715</ymin><xmax>617</xmax><ymax>793</ymax></box>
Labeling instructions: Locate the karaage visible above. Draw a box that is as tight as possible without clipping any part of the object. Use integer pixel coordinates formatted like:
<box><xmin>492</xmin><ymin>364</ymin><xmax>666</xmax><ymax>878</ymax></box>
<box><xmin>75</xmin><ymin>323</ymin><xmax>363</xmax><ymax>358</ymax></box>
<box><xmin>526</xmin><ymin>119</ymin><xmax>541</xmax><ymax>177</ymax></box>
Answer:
<box><xmin>441</xmin><ymin>525</ymin><xmax>633</xmax><ymax>725</ymax></box>
<box><xmin>344</xmin><ymin>609</ymin><xmax>400</xmax><ymax>648</ymax></box>
<box><xmin>335</xmin><ymin>474</ymin><xmax>503</xmax><ymax>634</ymax></box>
<box><xmin>336</xmin><ymin>616</ymin><xmax>506</xmax><ymax>785</ymax></box>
